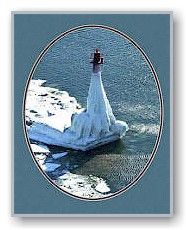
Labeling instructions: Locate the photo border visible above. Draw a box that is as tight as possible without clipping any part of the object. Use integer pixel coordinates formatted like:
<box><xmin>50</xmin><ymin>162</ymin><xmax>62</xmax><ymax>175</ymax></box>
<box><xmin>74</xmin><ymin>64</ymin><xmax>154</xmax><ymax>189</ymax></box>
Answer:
<box><xmin>12</xmin><ymin>11</ymin><xmax>173</xmax><ymax>217</ymax></box>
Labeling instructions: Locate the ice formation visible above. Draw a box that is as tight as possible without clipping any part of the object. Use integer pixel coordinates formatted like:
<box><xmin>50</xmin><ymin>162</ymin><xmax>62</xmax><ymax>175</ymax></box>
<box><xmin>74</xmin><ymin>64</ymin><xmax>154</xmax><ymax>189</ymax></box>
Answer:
<box><xmin>26</xmin><ymin>71</ymin><xmax>128</xmax><ymax>151</ymax></box>
<box><xmin>26</xmin><ymin>48</ymin><xmax>128</xmax><ymax>151</ymax></box>
<box><xmin>68</xmin><ymin>71</ymin><xmax>129</xmax><ymax>150</ymax></box>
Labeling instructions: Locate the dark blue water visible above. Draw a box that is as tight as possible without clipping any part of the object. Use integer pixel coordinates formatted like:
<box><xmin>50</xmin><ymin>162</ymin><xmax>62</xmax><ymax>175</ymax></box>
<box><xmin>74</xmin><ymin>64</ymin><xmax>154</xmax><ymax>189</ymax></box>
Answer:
<box><xmin>31</xmin><ymin>27</ymin><xmax>161</xmax><ymax>194</ymax></box>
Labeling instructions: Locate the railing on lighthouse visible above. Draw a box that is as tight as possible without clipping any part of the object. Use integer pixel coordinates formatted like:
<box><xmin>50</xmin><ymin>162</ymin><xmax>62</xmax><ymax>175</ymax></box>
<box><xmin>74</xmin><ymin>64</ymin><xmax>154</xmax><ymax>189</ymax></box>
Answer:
<box><xmin>90</xmin><ymin>49</ymin><xmax>104</xmax><ymax>73</ymax></box>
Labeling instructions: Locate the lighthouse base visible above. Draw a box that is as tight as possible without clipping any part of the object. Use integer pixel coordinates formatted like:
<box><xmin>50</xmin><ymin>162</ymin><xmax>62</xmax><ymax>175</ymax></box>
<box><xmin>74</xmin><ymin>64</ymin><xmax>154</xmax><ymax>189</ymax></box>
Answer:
<box><xmin>26</xmin><ymin>76</ymin><xmax>129</xmax><ymax>151</ymax></box>
<box><xmin>28</xmin><ymin>119</ymin><xmax>128</xmax><ymax>151</ymax></box>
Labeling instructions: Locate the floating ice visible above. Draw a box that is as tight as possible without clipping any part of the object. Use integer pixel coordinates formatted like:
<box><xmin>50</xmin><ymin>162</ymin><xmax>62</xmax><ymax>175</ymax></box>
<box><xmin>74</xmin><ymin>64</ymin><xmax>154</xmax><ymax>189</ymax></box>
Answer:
<box><xmin>30</xmin><ymin>143</ymin><xmax>50</xmax><ymax>153</ymax></box>
<box><xmin>130</xmin><ymin>123</ymin><xmax>160</xmax><ymax>135</ymax></box>
<box><xmin>52</xmin><ymin>152</ymin><xmax>69</xmax><ymax>159</ymax></box>
<box><xmin>43</xmin><ymin>162</ymin><xmax>61</xmax><ymax>172</ymax></box>
<box><xmin>26</xmin><ymin>72</ymin><xmax>128</xmax><ymax>151</ymax></box>
<box><xmin>95</xmin><ymin>180</ymin><xmax>110</xmax><ymax>193</ymax></box>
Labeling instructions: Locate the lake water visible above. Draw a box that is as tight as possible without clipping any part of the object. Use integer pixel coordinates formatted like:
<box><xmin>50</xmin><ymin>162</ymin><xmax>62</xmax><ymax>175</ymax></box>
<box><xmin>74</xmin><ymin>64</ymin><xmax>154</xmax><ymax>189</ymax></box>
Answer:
<box><xmin>31</xmin><ymin>27</ymin><xmax>161</xmax><ymax>197</ymax></box>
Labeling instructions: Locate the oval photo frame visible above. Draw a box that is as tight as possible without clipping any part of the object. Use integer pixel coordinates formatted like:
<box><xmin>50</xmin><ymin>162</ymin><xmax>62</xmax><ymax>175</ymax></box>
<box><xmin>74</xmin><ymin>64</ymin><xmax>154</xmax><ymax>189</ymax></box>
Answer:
<box><xmin>23</xmin><ymin>25</ymin><xmax>163</xmax><ymax>201</ymax></box>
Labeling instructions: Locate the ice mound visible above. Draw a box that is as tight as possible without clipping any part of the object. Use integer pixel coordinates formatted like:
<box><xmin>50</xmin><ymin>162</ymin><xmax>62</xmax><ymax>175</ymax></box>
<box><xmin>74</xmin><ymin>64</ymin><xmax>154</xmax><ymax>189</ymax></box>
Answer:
<box><xmin>26</xmin><ymin>73</ymin><xmax>128</xmax><ymax>151</ymax></box>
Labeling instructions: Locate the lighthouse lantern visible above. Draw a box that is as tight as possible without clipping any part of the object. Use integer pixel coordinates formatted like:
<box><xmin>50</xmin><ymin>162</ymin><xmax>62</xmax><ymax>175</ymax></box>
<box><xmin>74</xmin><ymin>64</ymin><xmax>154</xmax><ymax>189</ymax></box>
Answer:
<box><xmin>90</xmin><ymin>49</ymin><xmax>104</xmax><ymax>73</ymax></box>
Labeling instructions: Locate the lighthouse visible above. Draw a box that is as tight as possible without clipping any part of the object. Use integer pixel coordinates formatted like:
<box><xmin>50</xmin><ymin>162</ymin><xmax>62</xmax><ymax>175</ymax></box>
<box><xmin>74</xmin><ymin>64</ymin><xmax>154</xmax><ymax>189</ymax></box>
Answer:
<box><xmin>90</xmin><ymin>48</ymin><xmax>104</xmax><ymax>73</ymax></box>
<box><xmin>28</xmin><ymin>49</ymin><xmax>128</xmax><ymax>151</ymax></box>
<box><xmin>68</xmin><ymin>48</ymin><xmax>129</xmax><ymax>148</ymax></box>
<box><xmin>84</xmin><ymin>49</ymin><xmax>116</xmax><ymax>136</ymax></box>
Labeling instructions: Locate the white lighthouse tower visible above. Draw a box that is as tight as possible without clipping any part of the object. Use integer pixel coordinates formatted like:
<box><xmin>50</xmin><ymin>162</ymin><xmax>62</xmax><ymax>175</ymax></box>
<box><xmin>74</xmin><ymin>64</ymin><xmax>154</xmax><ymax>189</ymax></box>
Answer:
<box><xmin>69</xmin><ymin>49</ymin><xmax>128</xmax><ymax>149</ymax></box>
<box><xmin>86</xmin><ymin>49</ymin><xmax>117</xmax><ymax>135</ymax></box>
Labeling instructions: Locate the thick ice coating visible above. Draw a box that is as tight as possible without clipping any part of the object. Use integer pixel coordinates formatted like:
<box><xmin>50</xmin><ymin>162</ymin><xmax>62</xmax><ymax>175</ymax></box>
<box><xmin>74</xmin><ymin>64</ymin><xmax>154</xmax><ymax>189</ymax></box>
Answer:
<box><xmin>70</xmin><ymin>72</ymin><xmax>128</xmax><ymax>139</ymax></box>
<box><xmin>27</xmin><ymin>72</ymin><xmax>128</xmax><ymax>151</ymax></box>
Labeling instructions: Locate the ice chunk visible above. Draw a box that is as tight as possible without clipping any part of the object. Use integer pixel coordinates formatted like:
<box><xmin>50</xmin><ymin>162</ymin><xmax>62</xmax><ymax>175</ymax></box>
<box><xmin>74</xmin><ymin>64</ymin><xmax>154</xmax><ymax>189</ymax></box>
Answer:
<box><xmin>30</xmin><ymin>143</ymin><xmax>50</xmax><ymax>153</ymax></box>
<box><xmin>43</xmin><ymin>162</ymin><xmax>61</xmax><ymax>172</ymax></box>
<box><xmin>52</xmin><ymin>152</ymin><xmax>69</xmax><ymax>159</ymax></box>
<box><xmin>130</xmin><ymin>123</ymin><xmax>159</xmax><ymax>135</ymax></box>
<box><xmin>35</xmin><ymin>153</ymin><xmax>47</xmax><ymax>165</ymax></box>
<box><xmin>95</xmin><ymin>180</ymin><xmax>110</xmax><ymax>193</ymax></box>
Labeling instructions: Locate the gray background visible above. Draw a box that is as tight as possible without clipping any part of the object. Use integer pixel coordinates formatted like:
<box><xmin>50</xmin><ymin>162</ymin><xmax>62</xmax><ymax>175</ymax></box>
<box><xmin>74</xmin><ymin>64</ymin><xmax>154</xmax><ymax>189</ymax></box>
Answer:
<box><xmin>13</xmin><ymin>13</ymin><xmax>171</xmax><ymax>215</ymax></box>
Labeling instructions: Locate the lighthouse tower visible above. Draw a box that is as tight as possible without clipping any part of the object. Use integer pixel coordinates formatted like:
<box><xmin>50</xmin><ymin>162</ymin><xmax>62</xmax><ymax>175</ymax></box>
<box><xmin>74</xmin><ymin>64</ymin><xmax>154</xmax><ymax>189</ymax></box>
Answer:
<box><xmin>84</xmin><ymin>49</ymin><xmax>116</xmax><ymax>136</ymax></box>
<box><xmin>70</xmin><ymin>48</ymin><xmax>129</xmax><ymax>145</ymax></box>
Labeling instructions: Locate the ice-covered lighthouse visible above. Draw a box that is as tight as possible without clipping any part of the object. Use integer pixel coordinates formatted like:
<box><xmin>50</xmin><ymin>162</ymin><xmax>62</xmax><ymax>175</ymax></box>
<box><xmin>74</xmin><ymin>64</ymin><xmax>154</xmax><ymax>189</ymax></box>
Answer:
<box><xmin>68</xmin><ymin>49</ymin><xmax>129</xmax><ymax>150</ymax></box>
<box><xmin>27</xmin><ymin>49</ymin><xmax>128</xmax><ymax>151</ymax></box>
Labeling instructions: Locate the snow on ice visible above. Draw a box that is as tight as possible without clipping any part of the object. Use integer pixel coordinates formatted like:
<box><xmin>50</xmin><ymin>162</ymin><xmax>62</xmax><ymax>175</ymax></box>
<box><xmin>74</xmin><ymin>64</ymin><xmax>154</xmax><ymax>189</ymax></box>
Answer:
<box><xmin>26</xmin><ymin>72</ymin><xmax>128</xmax><ymax>151</ymax></box>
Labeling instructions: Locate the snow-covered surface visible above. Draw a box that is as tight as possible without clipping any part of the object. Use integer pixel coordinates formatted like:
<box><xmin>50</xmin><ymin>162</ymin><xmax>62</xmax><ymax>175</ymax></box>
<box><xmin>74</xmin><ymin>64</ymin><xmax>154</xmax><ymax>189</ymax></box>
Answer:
<box><xmin>56</xmin><ymin>173</ymin><xmax>112</xmax><ymax>198</ymax></box>
<box><xmin>25</xmin><ymin>79</ymin><xmax>80</xmax><ymax>133</ymax></box>
<box><xmin>26</xmin><ymin>72</ymin><xmax>128</xmax><ymax>151</ymax></box>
